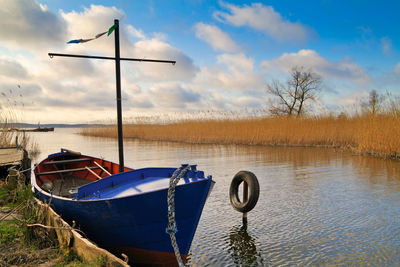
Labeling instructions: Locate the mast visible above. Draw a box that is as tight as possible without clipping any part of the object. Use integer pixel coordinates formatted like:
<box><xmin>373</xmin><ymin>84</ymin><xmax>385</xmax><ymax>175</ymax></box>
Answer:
<box><xmin>48</xmin><ymin>19</ymin><xmax>176</xmax><ymax>173</ymax></box>
<box><xmin>114</xmin><ymin>19</ymin><xmax>124</xmax><ymax>173</ymax></box>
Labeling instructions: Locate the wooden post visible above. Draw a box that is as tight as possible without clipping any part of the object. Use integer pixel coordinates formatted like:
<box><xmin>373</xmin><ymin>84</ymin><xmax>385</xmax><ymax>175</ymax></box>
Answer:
<box><xmin>243</xmin><ymin>181</ymin><xmax>248</xmax><ymax>225</ymax></box>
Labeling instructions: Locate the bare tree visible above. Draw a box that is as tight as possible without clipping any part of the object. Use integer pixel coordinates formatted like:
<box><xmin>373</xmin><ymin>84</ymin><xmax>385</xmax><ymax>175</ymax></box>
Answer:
<box><xmin>362</xmin><ymin>90</ymin><xmax>385</xmax><ymax>115</ymax></box>
<box><xmin>267</xmin><ymin>66</ymin><xmax>322</xmax><ymax>116</ymax></box>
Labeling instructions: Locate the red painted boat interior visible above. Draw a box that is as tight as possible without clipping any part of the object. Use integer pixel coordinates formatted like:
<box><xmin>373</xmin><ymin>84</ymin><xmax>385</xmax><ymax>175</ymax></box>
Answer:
<box><xmin>34</xmin><ymin>154</ymin><xmax>133</xmax><ymax>195</ymax></box>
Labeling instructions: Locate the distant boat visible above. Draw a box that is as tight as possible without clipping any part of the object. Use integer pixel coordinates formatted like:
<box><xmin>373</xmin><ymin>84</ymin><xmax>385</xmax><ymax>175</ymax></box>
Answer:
<box><xmin>32</xmin><ymin>149</ymin><xmax>214</xmax><ymax>266</ymax></box>
<box><xmin>28</xmin><ymin>127</ymin><xmax>54</xmax><ymax>132</ymax></box>
<box><xmin>5</xmin><ymin>127</ymin><xmax>54</xmax><ymax>132</ymax></box>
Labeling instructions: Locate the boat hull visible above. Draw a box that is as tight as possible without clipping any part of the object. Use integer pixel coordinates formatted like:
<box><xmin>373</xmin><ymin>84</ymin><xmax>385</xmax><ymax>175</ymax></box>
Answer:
<box><xmin>32</xmin><ymin>152</ymin><xmax>214</xmax><ymax>266</ymax></box>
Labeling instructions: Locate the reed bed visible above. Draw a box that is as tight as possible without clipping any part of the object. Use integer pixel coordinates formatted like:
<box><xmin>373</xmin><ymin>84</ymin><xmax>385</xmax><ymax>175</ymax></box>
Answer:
<box><xmin>81</xmin><ymin>113</ymin><xmax>400</xmax><ymax>160</ymax></box>
<box><xmin>0</xmin><ymin>90</ymin><xmax>38</xmax><ymax>155</ymax></box>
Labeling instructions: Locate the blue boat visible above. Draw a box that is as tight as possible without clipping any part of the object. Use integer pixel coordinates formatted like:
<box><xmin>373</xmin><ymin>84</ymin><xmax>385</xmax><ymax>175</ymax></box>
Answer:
<box><xmin>32</xmin><ymin>149</ymin><xmax>214</xmax><ymax>266</ymax></box>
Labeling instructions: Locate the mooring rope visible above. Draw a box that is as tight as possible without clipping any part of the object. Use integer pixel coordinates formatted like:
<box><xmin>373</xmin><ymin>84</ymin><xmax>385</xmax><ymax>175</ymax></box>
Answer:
<box><xmin>166</xmin><ymin>165</ymin><xmax>191</xmax><ymax>267</ymax></box>
<box><xmin>0</xmin><ymin>201</ymin><xmax>25</xmax><ymax>222</ymax></box>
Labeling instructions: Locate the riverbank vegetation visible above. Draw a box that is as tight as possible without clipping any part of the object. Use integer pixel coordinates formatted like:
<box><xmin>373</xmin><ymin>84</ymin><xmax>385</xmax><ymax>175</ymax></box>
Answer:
<box><xmin>0</xmin><ymin>172</ymin><xmax>90</xmax><ymax>266</ymax></box>
<box><xmin>81</xmin><ymin>109</ymin><xmax>400</xmax><ymax>160</ymax></box>
<box><xmin>81</xmin><ymin>88</ymin><xmax>400</xmax><ymax>159</ymax></box>
<box><xmin>0</xmin><ymin>88</ymin><xmax>39</xmax><ymax>157</ymax></box>
<box><xmin>81</xmin><ymin>69</ymin><xmax>400</xmax><ymax>160</ymax></box>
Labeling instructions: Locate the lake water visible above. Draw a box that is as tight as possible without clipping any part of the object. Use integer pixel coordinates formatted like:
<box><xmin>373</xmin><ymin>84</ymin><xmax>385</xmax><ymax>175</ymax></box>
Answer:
<box><xmin>30</xmin><ymin>128</ymin><xmax>400</xmax><ymax>266</ymax></box>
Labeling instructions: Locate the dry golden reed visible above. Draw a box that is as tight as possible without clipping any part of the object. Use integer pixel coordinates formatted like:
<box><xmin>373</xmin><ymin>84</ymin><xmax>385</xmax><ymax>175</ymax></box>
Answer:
<box><xmin>81</xmin><ymin>114</ymin><xmax>400</xmax><ymax>159</ymax></box>
<box><xmin>0</xmin><ymin>89</ymin><xmax>37</xmax><ymax>152</ymax></box>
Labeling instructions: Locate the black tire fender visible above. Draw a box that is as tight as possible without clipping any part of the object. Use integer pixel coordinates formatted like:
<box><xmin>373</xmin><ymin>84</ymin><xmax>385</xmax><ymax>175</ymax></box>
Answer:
<box><xmin>229</xmin><ymin>171</ymin><xmax>259</xmax><ymax>213</ymax></box>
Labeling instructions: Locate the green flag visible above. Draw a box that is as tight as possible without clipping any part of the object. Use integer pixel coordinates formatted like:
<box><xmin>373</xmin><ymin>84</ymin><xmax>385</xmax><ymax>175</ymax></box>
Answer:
<box><xmin>108</xmin><ymin>23</ymin><xmax>117</xmax><ymax>36</ymax></box>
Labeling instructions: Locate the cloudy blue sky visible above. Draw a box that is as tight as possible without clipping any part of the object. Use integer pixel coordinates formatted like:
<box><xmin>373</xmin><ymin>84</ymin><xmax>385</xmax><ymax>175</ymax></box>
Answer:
<box><xmin>1</xmin><ymin>0</ymin><xmax>399</xmax><ymax>123</ymax></box>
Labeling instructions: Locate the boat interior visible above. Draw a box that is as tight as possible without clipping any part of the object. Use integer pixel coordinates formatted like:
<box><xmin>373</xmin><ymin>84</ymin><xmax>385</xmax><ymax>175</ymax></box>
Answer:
<box><xmin>34</xmin><ymin>152</ymin><xmax>133</xmax><ymax>198</ymax></box>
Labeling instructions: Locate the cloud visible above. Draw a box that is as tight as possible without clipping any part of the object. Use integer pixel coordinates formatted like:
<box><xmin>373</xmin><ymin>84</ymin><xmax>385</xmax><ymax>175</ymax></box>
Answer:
<box><xmin>0</xmin><ymin>0</ymin><xmax>67</xmax><ymax>51</ymax></box>
<box><xmin>336</xmin><ymin>91</ymin><xmax>369</xmax><ymax>107</ymax></box>
<box><xmin>149</xmin><ymin>82</ymin><xmax>201</xmax><ymax>108</ymax></box>
<box><xmin>60</xmin><ymin>4</ymin><xmax>197</xmax><ymax>82</ymax></box>
<box><xmin>394</xmin><ymin>62</ymin><xmax>400</xmax><ymax>75</ymax></box>
<box><xmin>194</xmin><ymin>23</ymin><xmax>241</xmax><ymax>53</ymax></box>
<box><xmin>217</xmin><ymin>53</ymin><xmax>253</xmax><ymax>73</ymax></box>
<box><xmin>0</xmin><ymin>1</ymin><xmax>205</xmax><ymax>122</ymax></box>
<box><xmin>389</xmin><ymin>62</ymin><xmax>400</xmax><ymax>83</ymax></box>
<box><xmin>381</xmin><ymin>37</ymin><xmax>392</xmax><ymax>56</ymax></box>
<box><xmin>214</xmin><ymin>2</ymin><xmax>312</xmax><ymax>42</ymax></box>
<box><xmin>130</xmin><ymin>38</ymin><xmax>198</xmax><ymax>82</ymax></box>
<box><xmin>45</xmin><ymin>57</ymin><xmax>97</xmax><ymax>78</ymax></box>
<box><xmin>0</xmin><ymin>82</ymin><xmax>42</xmax><ymax>99</ymax></box>
<box><xmin>196</xmin><ymin>53</ymin><xmax>265</xmax><ymax>92</ymax></box>
<box><xmin>125</xmin><ymin>95</ymin><xmax>154</xmax><ymax>109</ymax></box>
<box><xmin>60</xmin><ymin>5</ymin><xmax>126</xmax><ymax>54</ymax></box>
<box><xmin>0</xmin><ymin>1</ymin><xmax>301</xmax><ymax>122</ymax></box>
<box><xmin>0</xmin><ymin>59</ymin><xmax>29</xmax><ymax>79</ymax></box>
<box><xmin>126</xmin><ymin>25</ymin><xmax>146</xmax><ymax>40</ymax></box>
<box><xmin>233</xmin><ymin>96</ymin><xmax>263</xmax><ymax>109</ymax></box>
<box><xmin>260</xmin><ymin>49</ymin><xmax>370</xmax><ymax>84</ymax></box>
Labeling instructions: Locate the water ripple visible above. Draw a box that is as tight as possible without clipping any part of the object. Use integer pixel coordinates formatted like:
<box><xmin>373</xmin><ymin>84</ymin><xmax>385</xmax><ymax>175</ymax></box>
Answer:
<box><xmin>32</xmin><ymin>130</ymin><xmax>400</xmax><ymax>266</ymax></box>
<box><xmin>187</xmin><ymin>147</ymin><xmax>400</xmax><ymax>266</ymax></box>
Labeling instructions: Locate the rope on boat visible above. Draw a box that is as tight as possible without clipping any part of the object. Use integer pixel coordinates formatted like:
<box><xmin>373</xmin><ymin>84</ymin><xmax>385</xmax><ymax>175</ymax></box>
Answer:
<box><xmin>166</xmin><ymin>165</ymin><xmax>191</xmax><ymax>267</ymax></box>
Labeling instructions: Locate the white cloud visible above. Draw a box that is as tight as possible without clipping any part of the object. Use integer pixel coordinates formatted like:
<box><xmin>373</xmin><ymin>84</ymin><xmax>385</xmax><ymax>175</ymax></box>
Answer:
<box><xmin>337</xmin><ymin>91</ymin><xmax>369</xmax><ymax>107</ymax></box>
<box><xmin>217</xmin><ymin>53</ymin><xmax>253</xmax><ymax>73</ymax></box>
<box><xmin>214</xmin><ymin>2</ymin><xmax>312</xmax><ymax>42</ymax></box>
<box><xmin>194</xmin><ymin>23</ymin><xmax>241</xmax><ymax>53</ymax></box>
<box><xmin>3</xmin><ymin>1</ymin><xmax>358</xmax><ymax>123</ymax></box>
<box><xmin>60</xmin><ymin>5</ymin><xmax>126</xmax><ymax>54</ymax></box>
<box><xmin>0</xmin><ymin>2</ymin><xmax>207</xmax><ymax>122</ymax></box>
<box><xmin>0</xmin><ymin>0</ymin><xmax>67</xmax><ymax>51</ymax></box>
<box><xmin>233</xmin><ymin>97</ymin><xmax>263</xmax><ymax>109</ymax></box>
<box><xmin>260</xmin><ymin>49</ymin><xmax>370</xmax><ymax>84</ymax></box>
<box><xmin>196</xmin><ymin>53</ymin><xmax>265</xmax><ymax>92</ymax></box>
<box><xmin>149</xmin><ymin>82</ymin><xmax>201</xmax><ymax>109</ymax></box>
<box><xmin>126</xmin><ymin>25</ymin><xmax>146</xmax><ymax>40</ymax></box>
<box><xmin>130</xmin><ymin>38</ymin><xmax>198</xmax><ymax>82</ymax></box>
<box><xmin>0</xmin><ymin>59</ymin><xmax>29</xmax><ymax>79</ymax></box>
<box><xmin>59</xmin><ymin>5</ymin><xmax>197</xmax><ymax>82</ymax></box>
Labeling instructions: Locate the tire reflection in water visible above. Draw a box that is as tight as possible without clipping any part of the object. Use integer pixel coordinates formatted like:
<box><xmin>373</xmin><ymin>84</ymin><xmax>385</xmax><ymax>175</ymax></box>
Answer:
<box><xmin>228</xmin><ymin>220</ymin><xmax>265</xmax><ymax>266</ymax></box>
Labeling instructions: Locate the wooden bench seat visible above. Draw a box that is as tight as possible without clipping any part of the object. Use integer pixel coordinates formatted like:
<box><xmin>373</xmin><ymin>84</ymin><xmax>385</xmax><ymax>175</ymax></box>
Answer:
<box><xmin>42</xmin><ymin>158</ymin><xmax>92</xmax><ymax>165</ymax></box>
<box><xmin>36</xmin><ymin>166</ymin><xmax>101</xmax><ymax>176</ymax></box>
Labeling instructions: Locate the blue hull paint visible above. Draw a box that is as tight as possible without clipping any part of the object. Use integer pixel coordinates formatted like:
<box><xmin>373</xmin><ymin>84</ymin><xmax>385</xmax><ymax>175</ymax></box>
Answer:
<box><xmin>32</xmin><ymin>150</ymin><xmax>214</xmax><ymax>265</ymax></box>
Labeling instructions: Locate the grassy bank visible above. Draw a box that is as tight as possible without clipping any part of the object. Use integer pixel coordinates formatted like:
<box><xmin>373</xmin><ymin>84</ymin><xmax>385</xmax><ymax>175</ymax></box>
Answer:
<box><xmin>81</xmin><ymin>113</ymin><xmax>400</xmax><ymax>160</ymax></box>
<box><xmin>0</xmin><ymin>177</ymin><xmax>91</xmax><ymax>266</ymax></box>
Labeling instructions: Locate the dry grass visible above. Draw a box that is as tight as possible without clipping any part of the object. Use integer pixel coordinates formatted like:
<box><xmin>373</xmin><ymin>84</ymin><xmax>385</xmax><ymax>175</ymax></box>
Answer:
<box><xmin>0</xmin><ymin>120</ymin><xmax>15</xmax><ymax>147</ymax></box>
<box><xmin>81</xmin><ymin>113</ymin><xmax>400</xmax><ymax>160</ymax></box>
<box><xmin>0</xmin><ymin>90</ymin><xmax>38</xmax><ymax>155</ymax></box>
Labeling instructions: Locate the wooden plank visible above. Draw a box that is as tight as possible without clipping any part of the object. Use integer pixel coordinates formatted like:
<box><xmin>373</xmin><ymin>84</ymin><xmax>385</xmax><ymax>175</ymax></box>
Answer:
<box><xmin>0</xmin><ymin>147</ymin><xmax>24</xmax><ymax>166</ymax></box>
<box><xmin>85</xmin><ymin>166</ymin><xmax>102</xmax><ymax>180</ymax></box>
<box><xmin>42</xmin><ymin>158</ymin><xmax>92</xmax><ymax>165</ymax></box>
<box><xmin>94</xmin><ymin>161</ymin><xmax>112</xmax><ymax>176</ymax></box>
<box><xmin>36</xmin><ymin>166</ymin><xmax>101</xmax><ymax>176</ymax></box>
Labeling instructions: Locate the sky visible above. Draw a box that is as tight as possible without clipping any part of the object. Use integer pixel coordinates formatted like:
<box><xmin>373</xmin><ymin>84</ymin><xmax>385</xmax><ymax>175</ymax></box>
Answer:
<box><xmin>0</xmin><ymin>0</ymin><xmax>399</xmax><ymax>123</ymax></box>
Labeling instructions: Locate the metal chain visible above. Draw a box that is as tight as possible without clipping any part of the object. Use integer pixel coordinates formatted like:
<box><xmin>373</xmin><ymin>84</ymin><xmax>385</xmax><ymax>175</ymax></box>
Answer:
<box><xmin>166</xmin><ymin>165</ymin><xmax>191</xmax><ymax>267</ymax></box>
